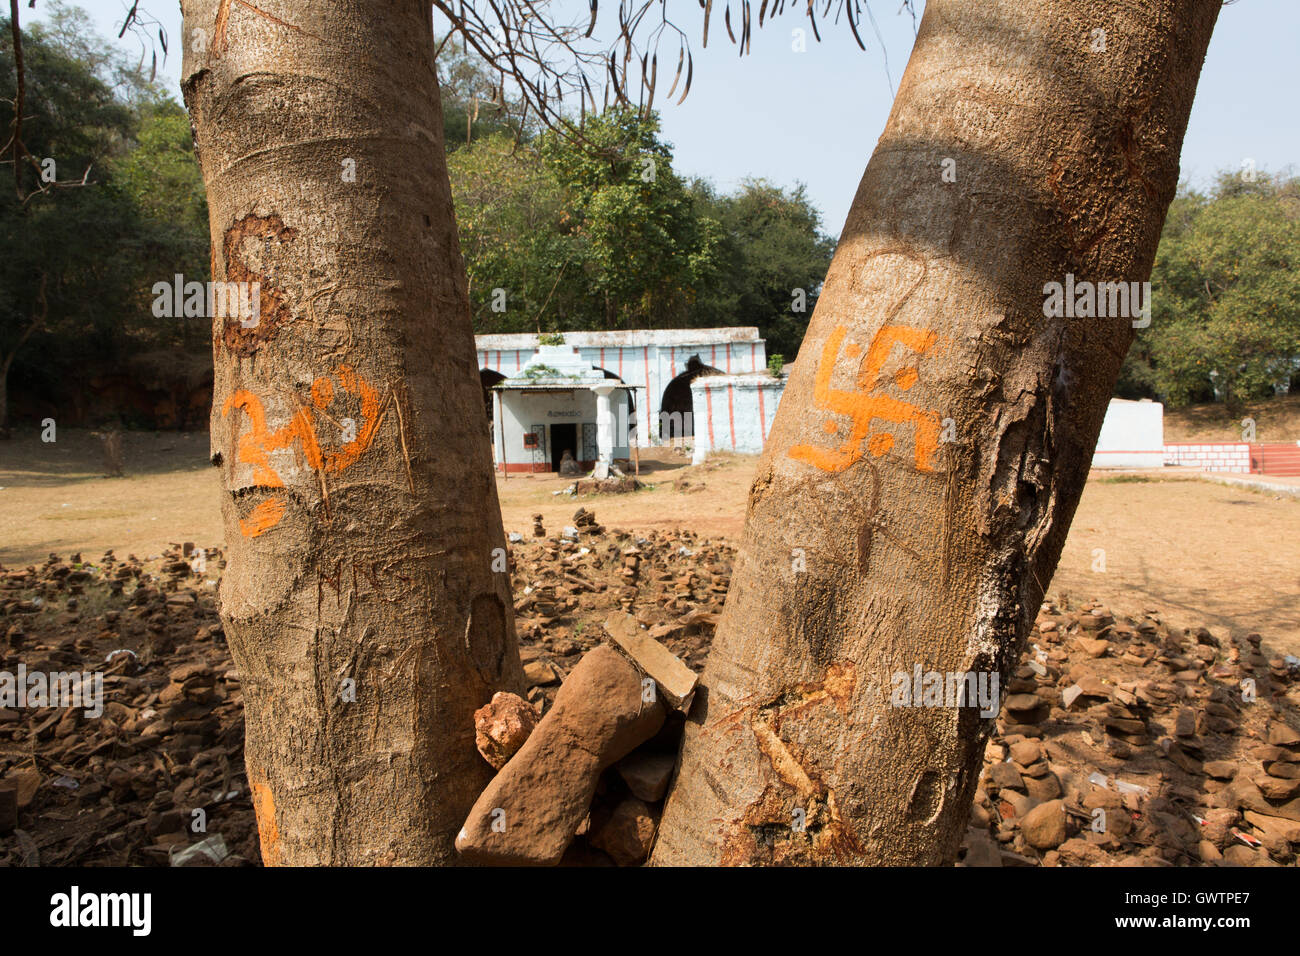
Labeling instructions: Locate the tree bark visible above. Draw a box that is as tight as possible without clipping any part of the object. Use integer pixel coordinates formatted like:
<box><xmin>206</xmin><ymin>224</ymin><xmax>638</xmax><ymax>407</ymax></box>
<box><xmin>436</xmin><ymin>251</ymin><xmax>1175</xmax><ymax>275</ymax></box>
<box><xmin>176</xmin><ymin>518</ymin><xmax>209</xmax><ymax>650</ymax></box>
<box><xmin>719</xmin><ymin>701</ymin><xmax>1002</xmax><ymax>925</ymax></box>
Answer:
<box><xmin>181</xmin><ymin>0</ymin><xmax>524</xmax><ymax>865</ymax></box>
<box><xmin>653</xmin><ymin>0</ymin><xmax>1220</xmax><ymax>865</ymax></box>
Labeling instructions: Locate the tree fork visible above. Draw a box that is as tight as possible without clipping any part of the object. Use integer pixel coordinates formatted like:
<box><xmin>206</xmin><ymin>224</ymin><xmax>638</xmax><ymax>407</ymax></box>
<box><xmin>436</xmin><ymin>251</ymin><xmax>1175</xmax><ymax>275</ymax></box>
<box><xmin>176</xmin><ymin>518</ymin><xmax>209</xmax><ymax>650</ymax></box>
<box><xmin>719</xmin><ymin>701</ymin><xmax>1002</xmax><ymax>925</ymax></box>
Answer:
<box><xmin>181</xmin><ymin>0</ymin><xmax>524</xmax><ymax>864</ymax></box>
<box><xmin>653</xmin><ymin>0</ymin><xmax>1220</xmax><ymax>865</ymax></box>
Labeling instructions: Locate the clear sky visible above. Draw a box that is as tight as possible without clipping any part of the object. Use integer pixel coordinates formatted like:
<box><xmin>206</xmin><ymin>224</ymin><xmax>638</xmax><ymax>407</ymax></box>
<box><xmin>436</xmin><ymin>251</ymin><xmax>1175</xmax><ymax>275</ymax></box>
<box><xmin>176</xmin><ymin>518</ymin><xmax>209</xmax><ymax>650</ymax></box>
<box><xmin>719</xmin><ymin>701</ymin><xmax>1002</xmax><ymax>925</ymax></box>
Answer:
<box><xmin>43</xmin><ymin>0</ymin><xmax>1300</xmax><ymax>237</ymax></box>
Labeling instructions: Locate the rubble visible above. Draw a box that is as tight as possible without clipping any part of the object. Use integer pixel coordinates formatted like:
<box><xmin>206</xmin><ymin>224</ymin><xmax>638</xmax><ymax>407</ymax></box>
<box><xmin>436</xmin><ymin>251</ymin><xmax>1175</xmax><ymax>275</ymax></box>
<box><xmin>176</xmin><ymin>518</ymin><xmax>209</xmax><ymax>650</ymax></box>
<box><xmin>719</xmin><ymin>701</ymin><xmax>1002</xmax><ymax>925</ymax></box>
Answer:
<box><xmin>474</xmin><ymin>692</ymin><xmax>541</xmax><ymax>770</ymax></box>
<box><xmin>603</xmin><ymin>612</ymin><xmax>699</xmax><ymax>711</ymax></box>
<box><xmin>963</xmin><ymin>598</ymin><xmax>1300</xmax><ymax>867</ymax></box>
<box><xmin>455</xmin><ymin>646</ymin><xmax>665</xmax><ymax>865</ymax></box>
<box><xmin>0</xmin><ymin>545</ymin><xmax>257</xmax><ymax>866</ymax></box>
<box><xmin>3</xmin><ymin>511</ymin><xmax>1298</xmax><ymax>869</ymax></box>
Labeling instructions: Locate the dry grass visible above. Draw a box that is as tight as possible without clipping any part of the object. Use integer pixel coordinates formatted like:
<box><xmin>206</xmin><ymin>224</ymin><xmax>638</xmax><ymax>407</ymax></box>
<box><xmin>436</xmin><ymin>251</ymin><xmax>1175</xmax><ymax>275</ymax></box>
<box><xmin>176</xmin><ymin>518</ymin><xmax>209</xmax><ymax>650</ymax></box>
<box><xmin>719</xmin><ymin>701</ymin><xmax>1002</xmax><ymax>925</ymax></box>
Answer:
<box><xmin>1163</xmin><ymin>393</ymin><xmax>1300</xmax><ymax>443</ymax></box>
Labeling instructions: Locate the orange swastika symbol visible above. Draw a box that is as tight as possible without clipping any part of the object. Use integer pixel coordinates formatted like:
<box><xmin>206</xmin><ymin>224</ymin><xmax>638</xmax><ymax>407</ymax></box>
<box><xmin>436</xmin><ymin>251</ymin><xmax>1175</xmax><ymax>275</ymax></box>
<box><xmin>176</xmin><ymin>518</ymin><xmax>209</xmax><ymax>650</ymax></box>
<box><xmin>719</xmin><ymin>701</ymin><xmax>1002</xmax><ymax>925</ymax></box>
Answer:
<box><xmin>790</xmin><ymin>324</ymin><xmax>941</xmax><ymax>474</ymax></box>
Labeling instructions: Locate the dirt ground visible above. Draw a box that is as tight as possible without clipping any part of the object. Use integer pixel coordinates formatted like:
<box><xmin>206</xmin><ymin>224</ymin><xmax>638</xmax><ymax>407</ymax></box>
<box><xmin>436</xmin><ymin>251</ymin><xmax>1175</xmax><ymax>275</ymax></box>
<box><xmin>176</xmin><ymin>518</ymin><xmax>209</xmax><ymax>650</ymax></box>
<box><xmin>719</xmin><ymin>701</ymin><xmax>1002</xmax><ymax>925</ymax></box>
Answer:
<box><xmin>4</xmin><ymin>427</ymin><xmax>1298</xmax><ymax>655</ymax></box>
<box><xmin>1163</xmin><ymin>392</ymin><xmax>1300</xmax><ymax>443</ymax></box>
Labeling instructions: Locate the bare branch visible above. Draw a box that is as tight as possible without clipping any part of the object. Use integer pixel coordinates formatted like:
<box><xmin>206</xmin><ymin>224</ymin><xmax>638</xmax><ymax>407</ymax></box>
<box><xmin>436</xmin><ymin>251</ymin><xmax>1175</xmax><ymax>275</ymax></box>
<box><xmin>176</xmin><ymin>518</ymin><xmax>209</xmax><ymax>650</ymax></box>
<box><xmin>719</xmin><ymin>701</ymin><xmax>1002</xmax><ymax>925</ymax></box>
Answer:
<box><xmin>431</xmin><ymin>0</ymin><xmax>905</xmax><ymax>142</ymax></box>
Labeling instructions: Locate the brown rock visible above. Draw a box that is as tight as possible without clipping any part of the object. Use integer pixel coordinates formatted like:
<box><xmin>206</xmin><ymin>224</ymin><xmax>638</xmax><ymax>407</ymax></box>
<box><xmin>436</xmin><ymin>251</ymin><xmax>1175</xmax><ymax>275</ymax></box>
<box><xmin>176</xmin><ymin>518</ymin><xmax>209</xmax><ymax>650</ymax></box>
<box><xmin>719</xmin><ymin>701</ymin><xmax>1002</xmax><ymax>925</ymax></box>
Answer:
<box><xmin>1255</xmin><ymin>774</ymin><xmax>1300</xmax><ymax>801</ymax></box>
<box><xmin>1077</xmin><ymin>637</ymin><xmax>1110</xmax><ymax>658</ymax></box>
<box><xmin>1009</xmin><ymin>740</ymin><xmax>1042</xmax><ymax>767</ymax></box>
<box><xmin>474</xmin><ymin>692</ymin><xmax>540</xmax><ymax>770</ymax></box>
<box><xmin>456</xmin><ymin>646</ymin><xmax>665</xmax><ymax>865</ymax></box>
<box><xmin>1203</xmin><ymin>760</ymin><xmax>1237</xmax><ymax>781</ymax></box>
<box><xmin>588</xmin><ymin>797</ymin><xmax>657</xmax><ymax>866</ymax></box>
<box><xmin>1267</xmin><ymin>722</ymin><xmax>1300</xmax><ymax>747</ymax></box>
<box><xmin>1056</xmin><ymin>836</ymin><xmax>1109</xmax><ymax>866</ymax></box>
<box><xmin>603</xmin><ymin>613</ymin><xmax>698</xmax><ymax>711</ymax></box>
<box><xmin>616</xmin><ymin>752</ymin><xmax>676</xmax><ymax>802</ymax></box>
<box><xmin>999</xmin><ymin>790</ymin><xmax>1036</xmax><ymax>820</ymax></box>
<box><xmin>988</xmin><ymin>762</ymin><xmax>1025</xmax><ymax>792</ymax></box>
<box><xmin>0</xmin><ymin>786</ymin><xmax>15</xmax><ymax>834</ymax></box>
<box><xmin>1203</xmin><ymin>808</ymin><xmax>1239</xmax><ymax>848</ymax></box>
<box><xmin>1222</xmin><ymin>844</ymin><xmax>1261</xmax><ymax>866</ymax></box>
<box><xmin>1021</xmin><ymin>799</ymin><xmax>1067</xmax><ymax>850</ymax></box>
<box><xmin>3</xmin><ymin>768</ymin><xmax>40</xmax><ymax>810</ymax></box>
<box><xmin>523</xmin><ymin>660</ymin><xmax>560</xmax><ymax>687</ymax></box>
<box><xmin>1024</xmin><ymin>772</ymin><xmax>1063</xmax><ymax>803</ymax></box>
<box><xmin>1243</xmin><ymin>810</ymin><xmax>1300</xmax><ymax>844</ymax></box>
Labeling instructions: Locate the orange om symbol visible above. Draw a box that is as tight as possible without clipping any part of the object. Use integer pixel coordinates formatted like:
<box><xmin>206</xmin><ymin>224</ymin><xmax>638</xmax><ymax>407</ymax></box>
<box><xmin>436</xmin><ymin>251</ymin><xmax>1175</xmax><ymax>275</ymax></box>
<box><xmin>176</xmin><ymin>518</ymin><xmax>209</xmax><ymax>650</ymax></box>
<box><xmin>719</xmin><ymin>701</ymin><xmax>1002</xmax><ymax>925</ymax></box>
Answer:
<box><xmin>223</xmin><ymin>364</ymin><xmax>384</xmax><ymax>537</ymax></box>
<box><xmin>790</xmin><ymin>324</ymin><xmax>941</xmax><ymax>474</ymax></box>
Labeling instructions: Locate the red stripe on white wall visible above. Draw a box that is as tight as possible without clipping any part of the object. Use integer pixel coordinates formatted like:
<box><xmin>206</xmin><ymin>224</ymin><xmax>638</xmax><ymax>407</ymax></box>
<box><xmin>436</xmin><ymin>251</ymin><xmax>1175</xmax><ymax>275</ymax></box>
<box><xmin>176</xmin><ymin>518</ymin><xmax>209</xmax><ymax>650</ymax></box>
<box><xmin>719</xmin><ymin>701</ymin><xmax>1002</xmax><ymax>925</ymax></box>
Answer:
<box><xmin>750</xmin><ymin>343</ymin><xmax>756</xmax><ymax>371</ymax></box>
<box><xmin>727</xmin><ymin>385</ymin><xmax>736</xmax><ymax>449</ymax></box>
<box><xmin>644</xmin><ymin>347</ymin><xmax>651</xmax><ymax>439</ymax></box>
<box><xmin>705</xmin><ymin>387</ymin><xmax>715</xmax><ymax>447</ymax></box>
<box><xmin>758</xmin><ymin>386</ymin><xmax>767</xmax><ymax>442</ymax></box>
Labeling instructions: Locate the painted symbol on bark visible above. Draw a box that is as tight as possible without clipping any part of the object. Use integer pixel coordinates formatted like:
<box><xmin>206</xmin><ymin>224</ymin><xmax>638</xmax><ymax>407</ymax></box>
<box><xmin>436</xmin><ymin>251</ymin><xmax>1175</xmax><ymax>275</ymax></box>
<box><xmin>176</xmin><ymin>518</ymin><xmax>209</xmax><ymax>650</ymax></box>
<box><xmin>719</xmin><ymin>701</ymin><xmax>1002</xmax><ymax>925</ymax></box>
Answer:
<box><xmin>790</xmin><ymin>324</ymin><xmax>941</xmax><ymax>473</ymax></box>
<box><xmin>223</xmin><ymin>364</ymin><xmax>388</xmax><ymax>537</ymax></box>
<box><xmin>220</xmin><ymin>213</ymin><xmax>297</xmax><ymax>356</ymax></box>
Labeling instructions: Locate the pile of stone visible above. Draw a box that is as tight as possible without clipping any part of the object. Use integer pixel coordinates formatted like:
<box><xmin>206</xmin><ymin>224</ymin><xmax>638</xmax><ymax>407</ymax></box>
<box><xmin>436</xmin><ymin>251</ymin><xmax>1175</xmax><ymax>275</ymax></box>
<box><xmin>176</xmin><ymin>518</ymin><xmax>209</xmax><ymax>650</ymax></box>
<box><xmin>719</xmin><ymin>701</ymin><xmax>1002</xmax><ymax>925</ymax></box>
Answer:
<box><xmin>963</xmin><ymin>601</ymin><xmax>1300</xmax><ymax>867</ymax></box>
<box><xmin>506</xmin><ymin>511</ymin><xmax>730</xmax><ymax>711</ymax></box>
<box><xmin>457</xmin><ymin>612</ymin><xmax>697</xmax><ymax>866</ymax></box>
<box><xmin>4</xmin><ymin>518</ymin><xmax>1299</xmax><ymax>869</ymax></box>
<box><xmin>570</xmin><ymin>475</ymin><xmax>643</xmax><ymax>495</ymax></box>
<box><xmin>0</xmin><ymin>545</ymin><xmax>258</xmax><ymax>866</ymax></box>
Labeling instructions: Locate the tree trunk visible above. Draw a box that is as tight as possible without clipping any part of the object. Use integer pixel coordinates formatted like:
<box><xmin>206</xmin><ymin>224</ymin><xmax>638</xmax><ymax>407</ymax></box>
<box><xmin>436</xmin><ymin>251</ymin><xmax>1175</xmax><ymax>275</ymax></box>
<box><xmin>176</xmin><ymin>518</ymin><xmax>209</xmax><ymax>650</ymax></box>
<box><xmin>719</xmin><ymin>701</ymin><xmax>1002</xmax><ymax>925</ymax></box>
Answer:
<box><xmin>181</xmin><ymin>0</ymin><xmax>524</xmax><ymax>865</ymax></box>
<box><xmin>653</xmin><ymin>0</ymin><xmax>1219</xmax><ymax>866</ymax></box>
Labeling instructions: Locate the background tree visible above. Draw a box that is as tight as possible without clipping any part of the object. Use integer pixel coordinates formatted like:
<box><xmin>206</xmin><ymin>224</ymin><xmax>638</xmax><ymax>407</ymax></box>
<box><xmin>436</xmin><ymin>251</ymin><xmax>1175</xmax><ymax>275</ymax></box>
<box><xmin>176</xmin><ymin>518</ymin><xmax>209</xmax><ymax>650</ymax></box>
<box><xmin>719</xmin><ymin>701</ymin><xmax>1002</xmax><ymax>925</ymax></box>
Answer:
<box><xmin>449</xmin><ymin>111</ymin><xmax>832</xmax><ymax>339</ymax></box>
<box><xmin>1119</xmin><ymin>171</ymin><xmax>1300</xmax><ymax>413</ymax></box>
<box><xmin>1</xmin><ymin>3</ymin><xmax>209</xmax><ymax>431</ymax></box>
<box><xmin>437</xmin><ymin>45</ymin><xmax>529</xmax><ymax>151</ymax></box>
<box><xmin>539</xmin><ymin>106</ymin><xmax>721</xmax><ymax>329</ymax></box>
<box><xmin>448</xmin><ymin>132</ymin><xmax>582</xmax><ymax>330</ymax></box>
<box><xmin>690</xmin><ymin>178</ymin><xmax>836</xmax><ymax>358</ymax></box>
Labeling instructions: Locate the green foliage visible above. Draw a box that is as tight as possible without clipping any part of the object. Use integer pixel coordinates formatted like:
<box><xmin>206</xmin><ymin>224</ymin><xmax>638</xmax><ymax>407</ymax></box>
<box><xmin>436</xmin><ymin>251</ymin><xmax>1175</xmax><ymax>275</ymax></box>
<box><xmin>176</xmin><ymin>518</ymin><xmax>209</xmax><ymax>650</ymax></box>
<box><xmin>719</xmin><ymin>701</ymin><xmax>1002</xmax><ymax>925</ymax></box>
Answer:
<box><xmin>448</xmin><ymin>106</ymin><xmax>835</xmax><ymax>351</ymax></box>
<box><xmin>537</xmin><ymin>332</ymin><xmax>565</xmax><ymax>345</ymax></box>
<box><xmin>689</xmin><ymin>178</ymin><xmax>836</xmax><ymax>359</ymax></box>
<box><xmin>539</xmin><ymin>108</ymin><xmax>720</xmax><ymax>330</ymax></box>
<box><xmin>521</xmin><ymin>364</ymin><xmax>562</xmax><ymax>379</ymax></box>
<box><xmin>767</xmin><ymin>353</ymin><xmax>785</xmax><ymax>377</ymax></box>
<box><xmin>436</xmin><ymin>46</ymin><xmax>529</xmax><ymax>152</ymax></box>
<box><xmin>0</xmin><ymin>4</ymin><xmax>209</xmax><ymax>425</ymax></box>
<box><xmin>448</xmin><ymin>133</ymin><xmax>580</xmax><ymax>331</ymax></box>
<box><xmin>1122</xmin><ymin>171</ymin><xmax>1300</xmax><ymax>414</ymax></box>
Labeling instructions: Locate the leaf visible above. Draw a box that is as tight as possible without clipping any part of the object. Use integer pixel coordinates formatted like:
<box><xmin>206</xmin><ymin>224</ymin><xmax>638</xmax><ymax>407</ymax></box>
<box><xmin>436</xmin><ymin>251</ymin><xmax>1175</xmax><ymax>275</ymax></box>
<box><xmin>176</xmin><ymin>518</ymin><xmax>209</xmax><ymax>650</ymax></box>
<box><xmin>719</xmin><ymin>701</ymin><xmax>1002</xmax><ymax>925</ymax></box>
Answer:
<box><xmin>665</xmin><ymin>44</ymin><xmax>685</xmax><ymax>101</ymax></box>
<box><xmin>677</xmin><ymin>50</ymin><xmax>693</xmax><ymax>105</ymax></box>
<box><xmin>845</xmin><ymin>1</ymin><xmax>866</xmax><ymax>51</ymax></box>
